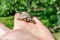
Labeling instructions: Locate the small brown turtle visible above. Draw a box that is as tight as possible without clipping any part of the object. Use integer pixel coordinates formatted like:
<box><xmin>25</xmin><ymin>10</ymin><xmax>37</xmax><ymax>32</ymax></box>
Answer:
<box><xmin>17</xmin><ymin>12</ymin><xmax>36</xmax><ymax>24</ymax></box>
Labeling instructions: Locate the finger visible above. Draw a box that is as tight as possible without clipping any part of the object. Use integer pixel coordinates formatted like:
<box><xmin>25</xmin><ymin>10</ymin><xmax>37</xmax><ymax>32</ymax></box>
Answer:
<box><xmin>0</xmin><ymin>22</ymin><xmax>10</xmax><ymax>36</ymax></box>
<box><xmin>33</xmin><ymin>17</ymin><xmax>41</xmax><ymax>24</ymax></box>
<box><xmin>14</xmin><ymin>13</ymin><xmax>21</xmax><ymax>29</ymax></box>
<box><xmin>14</xmin><ymin>13</ymin><xmax>36</xmax><ymax>30</ymax></box>
<box><xmin>14</xmin><ymin>13</ymin><xmax>28</xmax><ymax>30</ymax></box>
<box><xmin>33</xmin><ymin>17</ymin><xmax>45</xmax><ymax>27</ymax></box>
<box><xmin>14</xmin><ymin>13</ymin><xmax>20</xmax><ymax>20</ymax></box>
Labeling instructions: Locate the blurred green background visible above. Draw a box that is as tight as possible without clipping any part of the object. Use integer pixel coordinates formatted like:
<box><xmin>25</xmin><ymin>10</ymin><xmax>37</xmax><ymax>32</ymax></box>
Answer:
<box><xmin>0</xmin><ymin>0</ymin><xmax>60</xmax><ymax>40</ymax></box>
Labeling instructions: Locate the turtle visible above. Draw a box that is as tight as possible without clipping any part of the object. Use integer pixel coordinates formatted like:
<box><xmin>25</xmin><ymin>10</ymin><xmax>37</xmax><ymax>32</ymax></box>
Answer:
<box><xmin>17</xmin><ymin>12</ymin><xmax>36</xmax><ymax>24</ymax></box>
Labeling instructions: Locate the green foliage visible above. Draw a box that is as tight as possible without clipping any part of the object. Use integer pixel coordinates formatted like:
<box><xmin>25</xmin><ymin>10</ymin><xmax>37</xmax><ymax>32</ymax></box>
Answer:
<box><xmin>0</xmin><ymin>0</ymin><xmax>58</xmax><ymax>16</ymax></box>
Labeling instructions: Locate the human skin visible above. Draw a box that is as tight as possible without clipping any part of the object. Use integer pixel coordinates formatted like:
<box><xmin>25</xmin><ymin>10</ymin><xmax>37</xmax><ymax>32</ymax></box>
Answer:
<box><xmin>0</xmin><ymin>13</ymin><xmax>54</xmax><ymax>40</ymax></box>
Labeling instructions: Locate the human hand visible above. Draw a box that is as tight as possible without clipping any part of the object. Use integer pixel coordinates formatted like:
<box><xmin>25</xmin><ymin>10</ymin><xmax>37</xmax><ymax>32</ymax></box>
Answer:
<box><xmin>0</xmin><ymin>13</ymin><xmax>54</xmax><ymax>40</ymax></box>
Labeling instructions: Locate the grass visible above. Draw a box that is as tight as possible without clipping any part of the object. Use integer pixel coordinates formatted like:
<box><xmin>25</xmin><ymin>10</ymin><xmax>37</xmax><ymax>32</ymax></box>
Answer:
<box><xmin>53</xmin><ymin>32</ymin><xmax>60</xmax><ymax>40</ymax></box>
<box><xmin>0</xmin><ymin>16</ymin><xmax>14</xmax><ymax>29</ymax></box>
<box><xmin>0</xmin><ymin>16</ymin><xmax>60</xmax><ymax>40</ymax></box>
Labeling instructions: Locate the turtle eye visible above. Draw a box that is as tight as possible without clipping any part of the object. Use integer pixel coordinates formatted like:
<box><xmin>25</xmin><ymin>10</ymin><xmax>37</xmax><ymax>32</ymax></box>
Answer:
<box><xmin>26</xmin><ymin>17</ymin><xmax>32</xmax><ymax>22</ymax></box>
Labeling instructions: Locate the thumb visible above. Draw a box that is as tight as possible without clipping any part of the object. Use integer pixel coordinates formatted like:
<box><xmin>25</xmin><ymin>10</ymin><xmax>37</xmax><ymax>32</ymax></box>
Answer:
<box><xmin>0</xmin><ymin>22</ymin><xmax>10</xmax><ymax>37</ymax></box>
